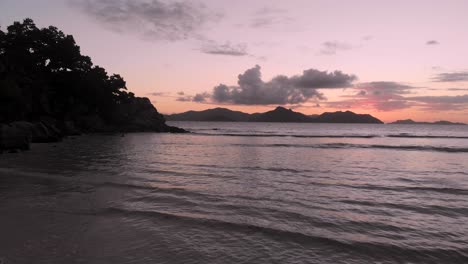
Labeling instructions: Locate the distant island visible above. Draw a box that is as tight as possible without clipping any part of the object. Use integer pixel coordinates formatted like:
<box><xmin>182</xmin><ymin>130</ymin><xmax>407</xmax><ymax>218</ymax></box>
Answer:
<box><xmin>390</xmin><ymin>119</ymin><xmax>466</xmax><ymax>125</ymax></box>
<box><xmin>0</xmin><ymin>19</ymin><xmax>184</xmax><ymax>152</ymax></box>
<box><xmin>165</xmin><ymin>106</ymin><xmax>384</xmax><ymax>124</ymax></box>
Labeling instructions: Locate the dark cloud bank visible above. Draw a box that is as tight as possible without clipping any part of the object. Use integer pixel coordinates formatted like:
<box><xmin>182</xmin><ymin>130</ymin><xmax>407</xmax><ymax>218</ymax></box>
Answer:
<box><xmin>71</xmin><ymin>0</ymin><xmax>251</xmax><ymax>57</ymax></box>
<box><xmin>211</xmin><ymin>65</ymin><xmax>356</xmax><ymax>105</ymax></box>
<box><xmin>432</xmin><ymin>71</ymin><xmax>468</xmax><ymax>82</ymax></box>
<box><xmin>176</xmin><ymin>66</ymin><xmax>356</xmax><ymax>105</ymax></box>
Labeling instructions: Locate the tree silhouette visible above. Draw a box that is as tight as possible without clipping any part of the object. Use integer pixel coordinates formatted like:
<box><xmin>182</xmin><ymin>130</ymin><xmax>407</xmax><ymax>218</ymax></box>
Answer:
<box><xmin>0</xmin><ymin>18</ymin><xmax>174</xmax><ymax>132</ymax></box>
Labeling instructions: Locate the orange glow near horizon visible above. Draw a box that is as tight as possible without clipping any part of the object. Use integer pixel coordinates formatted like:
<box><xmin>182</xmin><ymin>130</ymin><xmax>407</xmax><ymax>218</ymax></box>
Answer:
<box><xmin>150</xmin><ymin>96</ymin><xmax>468</xmax><ymax>124</ymax></box>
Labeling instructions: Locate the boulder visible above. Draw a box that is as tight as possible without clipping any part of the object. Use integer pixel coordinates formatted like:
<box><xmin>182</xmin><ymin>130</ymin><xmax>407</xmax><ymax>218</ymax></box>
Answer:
<box><xmin>0</xmin><ymin>123</ymin><xmax>31</xmax><ymax>151</ymax></box>
<box><xmin>168</xmin><ymin>126</ymin><xmax>189</xmax><ymax>133</ymax></box>
<box><xmin>12</xmin><ymin>120</ymin><xmax>62</xmax><ymax>143</ymax></box>
<box><xmin>0</xmin><ymin>120</ymin><xmax>65</xmax><ymax>152</ymax></box>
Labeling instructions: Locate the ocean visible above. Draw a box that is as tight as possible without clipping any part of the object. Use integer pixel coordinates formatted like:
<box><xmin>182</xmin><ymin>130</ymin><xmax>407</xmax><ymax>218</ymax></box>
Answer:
<box><xmin>0</xmin><ymin>122</ymin><xmax>467</xmax><ymax>263</ymax></box>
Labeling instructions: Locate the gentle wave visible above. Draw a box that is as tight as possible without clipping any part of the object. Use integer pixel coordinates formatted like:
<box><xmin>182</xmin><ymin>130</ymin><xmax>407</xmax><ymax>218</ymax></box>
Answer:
<box><xmin>193</xmin><ymin>132</ymin><xmax>378</xmax><ymax>138</ymax></box>
<box><xmin>58</xmin><ymin>206</ymin><xmax>368</xmax><ymax>249</ymax></box>
<box><xmin>4</xmin><ymin>167</ymin><xmax>467</xmax><ymax>199</ymax></box>
<box><xmin>339</xmin><ymin>199</ymin><xmax>468</xmax><ymax>217</ymax></box>
<box><xmin>388</xmin><ymin>134</ymin><xmax>468</xmax><ymax>139</ymax></box>
<box><xmin>92</xmin><ymin>207</ymin><xmax>468</xmax><ymax>262</ymax></box>
<box><xmin>231</xmin><ymin>143</ymin><xmax>468</xmax><ymax>153</ymax></box>
<box><xmin>193</xmin><ymin>132</ymin><xmax>468</xmax><ymax>139</ymax></box>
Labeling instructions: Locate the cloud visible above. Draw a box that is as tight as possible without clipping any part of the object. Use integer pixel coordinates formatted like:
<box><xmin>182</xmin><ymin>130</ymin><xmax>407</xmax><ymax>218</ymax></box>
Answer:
<box><xmin>250</xmin><ymin>6</ymin><xmax>292</xmax><ymax>28</ymax></box>
<box><xmin>192</xmin><ymin>92</ymin><xmax>210</xmax><ymax>102</ymax></box>
<box><xmin>357</xmin><ymin>90</ymin><xmax>367</xmax><ymax>96</ymax></box>
<box><xmin>328</xmin><ymin>81</ymin><xmax>468</xmax><ymax>112</ymax></box>
<box><xmin>148</xmin><ymin>91</ymin><xmax>212</xmax><ymax>100</ymax></box>
<box><xmin>432</xmin><ymin>71</ymin><xmax>468</xmax><ymax>82</ymax></box>
<box><xmin>355</xmin><ymin>82</ymin><xmax>415</xmax><ymax>96</ymax></box>
<box><xmin>327</xmin><ymin>82</ymin><xmax>417</xmax><ymax>111</ymax></box>
<box><xmin>250</xmin><ymin>16</ymin><xmax>292</xmax><ymax>28</ymax></box>
<box><xmin>290</xmin><ymin>69</ymin><xmax>357</xmax><ymax>89</ymax></box>
<box><xmin>429</xmin><ymin>88</ymin><xmax>468</xmax><ymax>92</ymax></box>
<box><xmin>319</xmin><ymin>41</ymin><xmax>353</xmax><ymax>55</ymax></box>
<box><xmin>254</xmin><ymin>7</ymin><xmax>288</xmax><ymax>15</ymax></box>
<box><xmin>70</xmin><ymin>0</ymin><xmax>220</xmax><ymax>41</ymax></box>
<box><xmin>201</xmin><ymin>41</ymin><xmax>248</xmax><ymax>56</ymax></box>
<box><xmin>176</xmin><ymin>96</ymin><xmax>191</xmax><ymax>102</ymax></box>
<box><xmin>327</xmin><ymin>99</ymin><xmax>411</xmax><ymax>111</ymax></box>
<box><xmin>211</xmin><ymin>65</ymin><xmax>356</xmax><ymax>105</ymax></box>
<box><xmin>177</xmin><ymin>92</ymin><xmax>210</xmax><ymax>102</ymax></box>
<box><xmin>447</xmin><ymin>88</ymin><xmax>468</xmax><ymax>91</ymax></box>
<box><xmin>407</xmin><ymin>94</ymin><xmax>468</xmax><ymax>111</ymax></box>
<box><xmin>397</xmin><ymin>96</ymin><xmax>468</xmax><ymax>112</ymax></box>
<box><xmin>426</xmin><ymin>40</ymin><xmax>439</xmax><ymax>45</ymax></box>
<box><xmin>147</xmin><ymin>92</ymin><xmax>166</xmax><ymax>96</ymax></box>
<box><xmin>408</xmin><ymin>94</ymin><xmax>468</xmax><ymax>104</ymax></box>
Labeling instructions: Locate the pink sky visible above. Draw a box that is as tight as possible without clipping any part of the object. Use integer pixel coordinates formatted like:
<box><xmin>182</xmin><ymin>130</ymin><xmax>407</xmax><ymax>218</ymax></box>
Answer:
<box><xmin>1</xmin><ymin>0</ymin><xmax>468</xmax><ymax>122</ymax></box>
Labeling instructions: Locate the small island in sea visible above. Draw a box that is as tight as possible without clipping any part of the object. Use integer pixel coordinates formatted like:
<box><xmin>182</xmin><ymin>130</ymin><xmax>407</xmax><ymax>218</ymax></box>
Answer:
<box><xmin>390</xmin><ymin>119</ymin><xmax>466</xmax><ymax>125</ymax></box>
<box><xmin>165</xmin><ymin>106</ymin><xmax>384</xmax><ymax>124</ymax></box>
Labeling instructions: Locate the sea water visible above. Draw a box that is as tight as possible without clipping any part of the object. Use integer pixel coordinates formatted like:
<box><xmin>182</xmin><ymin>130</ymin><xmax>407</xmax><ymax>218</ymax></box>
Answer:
<box><xmin>0</xmin><ymin>122</ymin><xmax>467</xmax><ymax>263</ymax></box>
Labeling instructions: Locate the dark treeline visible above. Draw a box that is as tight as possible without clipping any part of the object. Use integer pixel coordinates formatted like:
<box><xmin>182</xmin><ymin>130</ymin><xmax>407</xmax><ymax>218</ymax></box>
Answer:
<box><xmin>0</xmin><ymin>19</ymin><xmax>184</xmax><ymax>151</ymax></box>
<box><xmin>0</xmin><ymin>18</ymin><xmax>182</xmax><ymax>135</ymax></box>
<box><xmin>1</xmin><ymin>18</ymin><xmax>127</xmax><ymax>123</ymax></box>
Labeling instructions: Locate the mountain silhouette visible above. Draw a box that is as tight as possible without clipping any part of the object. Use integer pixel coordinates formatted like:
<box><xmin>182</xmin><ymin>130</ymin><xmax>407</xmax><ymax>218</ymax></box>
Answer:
<box><xmin>249</xmin><ymin>107</ymin><xmax>311</xmax><ymax>122</ymax></box>
<box><xmin>166</xmin><ymin>108</ymin><xmax>250</xmax><ymax>122</ymax></box>
<box><xmin>166</xmin><ymin>107</ymin><xmax>384</xmax><ymax>124</ymax></box>
<box><xmin>312</xmin><ymin>111</ymin><xmax>383</xmax><ymax>124</ymax></box>
<box><xmin>390</xmin><ymin>119</ymin><xmax>466</xmax><ymax>125</ymax></box>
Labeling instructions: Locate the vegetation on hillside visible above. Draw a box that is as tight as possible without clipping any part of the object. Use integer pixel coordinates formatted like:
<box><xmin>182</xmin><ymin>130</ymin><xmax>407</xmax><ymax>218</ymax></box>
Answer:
<box><xmin>0</xmin><ymin>18</ymin><xmax>175</xmax><ymax>132</ymax></box>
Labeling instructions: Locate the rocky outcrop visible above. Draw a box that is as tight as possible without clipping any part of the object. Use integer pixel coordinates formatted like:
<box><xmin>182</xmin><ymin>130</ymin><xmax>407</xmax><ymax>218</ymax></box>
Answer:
<box><xmin>0</xmin><ymin>123</ymin><xmax>31</xmax><ymax>152</ymax></box>
<box><xmin>0</xmin><ymin>97</ymin><xmax>188</xmax><ymax>152</ymax></box>
<box><xmin>0</xmin><ymin>120</ymin><xmax>62</xmax><ymax>152</ymax></box>
<box><xmin>115</xmin><ymin>97</ymin><xmax>172</xmax><ymax>132</ymax></box>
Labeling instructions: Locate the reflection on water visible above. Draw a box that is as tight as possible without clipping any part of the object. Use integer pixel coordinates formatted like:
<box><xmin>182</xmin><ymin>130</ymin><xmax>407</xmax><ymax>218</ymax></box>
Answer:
<box><xmin>0</xmin><ymin>122</ymin><xmax>468</xmax><ymax>263</ymax></box>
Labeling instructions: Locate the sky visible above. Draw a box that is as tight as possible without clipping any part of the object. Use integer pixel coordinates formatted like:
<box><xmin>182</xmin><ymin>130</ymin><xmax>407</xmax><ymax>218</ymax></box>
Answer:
<box><xmin>1</xmin><ymin>0</ymin><xmax>468</xmax><ymax>122</ymax></box>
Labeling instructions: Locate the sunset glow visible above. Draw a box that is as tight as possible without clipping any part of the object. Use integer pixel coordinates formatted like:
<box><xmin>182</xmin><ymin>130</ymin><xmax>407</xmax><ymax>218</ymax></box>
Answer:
<box><xmin>2</xmin><ymin>0</ymin><xmax>468</xmax><ymax>122</ymax></box>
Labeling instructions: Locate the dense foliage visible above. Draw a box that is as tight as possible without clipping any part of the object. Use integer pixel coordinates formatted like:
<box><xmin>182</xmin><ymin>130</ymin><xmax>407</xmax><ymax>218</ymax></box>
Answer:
<box><xmin>0</xmin><ymin>18</ymin><xmax>137</xmax><ymax>124</ymax></box>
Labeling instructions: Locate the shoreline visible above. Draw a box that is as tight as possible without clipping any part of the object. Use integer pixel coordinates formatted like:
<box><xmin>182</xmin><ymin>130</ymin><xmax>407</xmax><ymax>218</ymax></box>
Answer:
<box><xmin>0</xmin><ymin>118</ymin><xmax>188</xmax><ymax>153</ymax></box>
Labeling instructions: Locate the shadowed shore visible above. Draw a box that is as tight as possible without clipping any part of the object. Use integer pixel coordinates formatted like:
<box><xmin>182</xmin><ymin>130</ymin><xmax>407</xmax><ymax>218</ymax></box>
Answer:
<box><xmin>0</xmin><ymin>19</ymin><xmax>186</xmax><ymax>152</ymax></box>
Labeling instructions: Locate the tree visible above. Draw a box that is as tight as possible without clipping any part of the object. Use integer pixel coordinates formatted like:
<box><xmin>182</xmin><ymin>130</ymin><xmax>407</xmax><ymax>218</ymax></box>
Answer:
<box><xmin>0</xmin><ymin>18</ymin><xmax>135</xmax><ymax>123</ymax></box>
